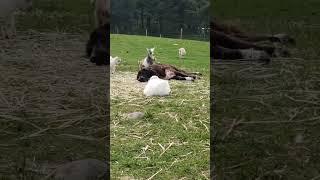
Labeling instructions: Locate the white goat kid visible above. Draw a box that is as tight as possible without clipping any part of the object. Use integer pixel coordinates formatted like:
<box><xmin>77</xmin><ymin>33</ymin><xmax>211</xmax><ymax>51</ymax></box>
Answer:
<box><xmin>139</xmin><ymin>47</ymin><xmax>156</xmax><ymax>70</ymax></box>
<box><xmin>0</xmin><ymin>0</ymin><xmax>32</xmax><ymax>39</ymax></box>
<box><xmin>110</xmin><ymin>56</ymin><xmax>121</xmax><ymax>74</ymax></box>
<box><xmin>178</xmin><ymin>47</ymin><xmax>186</xmax><ymax>62</ymax></box>
<box><xmin>143</xmin><ymin>76</ymin><xmax>171</xmax><ymax>97</ymax></box>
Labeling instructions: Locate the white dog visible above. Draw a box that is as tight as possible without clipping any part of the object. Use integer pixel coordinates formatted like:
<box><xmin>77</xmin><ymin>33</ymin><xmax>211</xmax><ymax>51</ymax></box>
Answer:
<box><xmin>110</xmin><ymin>56</ymin><xmax>121</xmax><ymax>74</ymax></box>
<box><xmin>143</xmin><ymin>76</ymin><xmax>171</xmax><ymax>97</ymax></box>
<box><xmin>178</xmin><ymin>48</ymin><xmax>186</xmax><ymax>62</ymax></box>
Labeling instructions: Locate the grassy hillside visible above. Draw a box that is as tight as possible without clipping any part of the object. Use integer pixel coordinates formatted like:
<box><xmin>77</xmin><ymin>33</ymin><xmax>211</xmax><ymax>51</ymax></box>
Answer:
<box><xmin>110</xmin><ymin>34</ymin><xmax>210</xmax><ymax>179</ymax></box>
<box><xmin>212</xmin><ymin>0</ymin><xmax>320</xmax><ymax>179</ymax></box>
<box><xmin>111</xmin><ymin>34</ymin><xmax>209</xmax><ymax>72</ymax></box>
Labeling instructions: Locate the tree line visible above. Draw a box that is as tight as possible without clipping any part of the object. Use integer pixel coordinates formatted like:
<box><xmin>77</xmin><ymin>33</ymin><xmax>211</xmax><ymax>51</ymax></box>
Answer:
<box><xmin>111</xmin><ymin>0</ymin><xmax>210</xmax><ymax>40</ymax></box>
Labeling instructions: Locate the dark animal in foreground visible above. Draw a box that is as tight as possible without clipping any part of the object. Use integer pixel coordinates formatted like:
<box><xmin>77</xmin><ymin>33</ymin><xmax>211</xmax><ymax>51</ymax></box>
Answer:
<box><xmin>137</xmin><ymin>64</ymin><xmax>201</xmax><ymax>82</ymax></box>
<box><xmin>85</xmin><ymin>23</ymin><xmax>110</xmax><ymax>65</ymax></box>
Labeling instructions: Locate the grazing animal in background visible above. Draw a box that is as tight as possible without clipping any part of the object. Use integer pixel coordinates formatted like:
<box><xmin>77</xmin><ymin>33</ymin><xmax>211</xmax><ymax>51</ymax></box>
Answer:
<box><xmin>138</xmin><ymin>47</ymin><xmax>156</xmax><ymax>69</ymax></box>
<box><xmin>86</xmin><ymin>23</ymin><xmax>110</xmax><ymax>65</ymax></box>
<box><xmin>178</xmin><ymin>47</ymin><xmax>186</xmax><ymax>60</ymax></box>
<box><xmin>143</xmin><ymin>76</ymin><xmax>171</xmax><ymax>97</ymax></box>
<box><xmin>0</xmin><ymin>0</ymin><xmax>33</xmax><ymax>39</ymax></box>
<box><xmin>91</xmin><ymin>0</ymin><xmax>110</xmax><ymax>28</ymax></box>
<box><xmin>137</xmin><ymin>64</ymin><xmax>201</xmax><ymax>82</ymax></box>
<box><xmin>110</xmin><ymin>56</ymin><xmax>121</xmax><ymax>74</ymax></box>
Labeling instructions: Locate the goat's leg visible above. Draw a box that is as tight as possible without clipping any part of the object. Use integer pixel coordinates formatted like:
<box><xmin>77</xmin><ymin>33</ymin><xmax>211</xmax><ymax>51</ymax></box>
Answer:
<box><xmin>110</xmin><ymin>66</ymin><xmax>115</xmax><ymax>74</ymax></box>
<box><xmin>171</xmin><ymin>76</ymin><xmax>194</xmax><ymax>81</ymax></box>
<box><xmin>165</xmin><ymin>65</ymin><xmax>200</xmax><ymax>78</ymax></box>
<box><xmin>86</xmin><ymin>43</ymin><xmax>94</xmax><ymax>58</ymax></box>
<box><xmin>173</xmin><ymin>70</ymin><xmax>197</xmax><ymax>80</ymax></box>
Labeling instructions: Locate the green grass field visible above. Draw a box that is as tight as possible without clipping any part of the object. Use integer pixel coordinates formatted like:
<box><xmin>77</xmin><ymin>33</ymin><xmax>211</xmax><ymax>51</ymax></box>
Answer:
<box><xmin>110</xmin><ymin>34</ymin><xmax>210</xmax><ymax>179</ymax></box>
<box><xmin>212</xmin><ymin>0</ymin><xmax>320</xmax><ymax>179</ymax></box>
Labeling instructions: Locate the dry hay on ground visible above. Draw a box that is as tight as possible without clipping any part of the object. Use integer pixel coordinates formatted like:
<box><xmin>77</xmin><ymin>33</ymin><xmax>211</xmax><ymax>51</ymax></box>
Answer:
<box><xmin>212</xmin><ymin>57</ymin><xmax>320</xmax><ymax>178</ymax></box>
<box><xmin>110</xmin><ymin>71</ymin><xmax>209</xmax><ymax>123</ymax></box>
<box><xmin>0</xmin><ymin>31</ymin><xmax>108</xmax><ymax>178</ymax></box>
<box><xmin>111</xmin><ymin>71</ymin><xmax>209</xmax><ymax>102</ymax></box>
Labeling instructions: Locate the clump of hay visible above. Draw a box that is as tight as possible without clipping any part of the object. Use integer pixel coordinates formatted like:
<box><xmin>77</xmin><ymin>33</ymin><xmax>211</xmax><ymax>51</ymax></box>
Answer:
<box><xmin>111</xmin><ymin>71</ymin><xmax>145</xmax><ymax>100</ymax></box>
<box><xmin>111</xmin><ymin>71</ymin><xmax>209</xmax><ymax>102</ymax></box>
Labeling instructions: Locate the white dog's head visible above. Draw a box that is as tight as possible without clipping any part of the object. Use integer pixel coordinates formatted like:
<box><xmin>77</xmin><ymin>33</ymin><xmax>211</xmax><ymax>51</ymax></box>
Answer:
<box><xmin>110</xmin><ymin>56</ymin><xmax>121</xmax><ymax>64</ymax></box>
